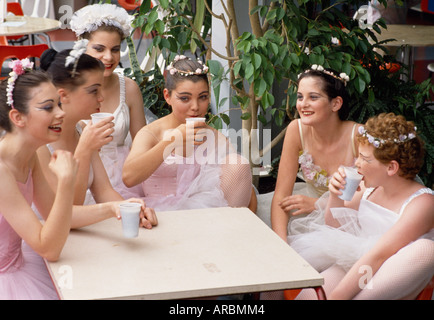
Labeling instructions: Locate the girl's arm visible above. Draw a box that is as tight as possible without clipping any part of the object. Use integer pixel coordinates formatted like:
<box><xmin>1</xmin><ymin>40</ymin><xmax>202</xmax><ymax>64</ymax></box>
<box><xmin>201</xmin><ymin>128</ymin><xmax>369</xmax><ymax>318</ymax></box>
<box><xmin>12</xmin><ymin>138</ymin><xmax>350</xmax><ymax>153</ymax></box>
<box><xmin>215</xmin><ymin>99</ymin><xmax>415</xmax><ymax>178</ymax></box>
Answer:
<box><xmin>270</xmin><ymin>120</ymin><xmax>302</xmax><ymax>242</ymax></box>
<box><xmin>88</xmin><ymin>152</ymin><xmax>124</xmax><ymax>203</ymax></box>
<box><xmin>1</xmin><ymin>151</ymin><xmax>77</xmax><ymax>262</ymax></box>
<box><xmin>125</xmin><ymin>77</ymin><xmax>146</xmax><ymax>139</ymax></box>
<box><xmin>73</xmin><ymin>118</ymin><xmax>114</xmax><ymax>204</ymax></box>
<box><xmin>329</xmin><ymin>193</ymin><xmax>434</xmax><ymax>299</ymax></box>
<box><xmin>122</xmin><ymin>124</ymin><xmax>172</xmax><ymax>188</ymax></box>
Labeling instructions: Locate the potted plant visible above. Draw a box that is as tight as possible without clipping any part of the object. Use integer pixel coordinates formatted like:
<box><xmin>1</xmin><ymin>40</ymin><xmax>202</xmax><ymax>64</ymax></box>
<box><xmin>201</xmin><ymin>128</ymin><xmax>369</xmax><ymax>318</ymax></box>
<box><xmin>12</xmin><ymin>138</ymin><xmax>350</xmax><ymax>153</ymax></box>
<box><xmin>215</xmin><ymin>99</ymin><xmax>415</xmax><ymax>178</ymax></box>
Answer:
<box><xmin>126</xmin><ymin>0</ymin><xmax>433</xmax><ymax>187</ymax></box>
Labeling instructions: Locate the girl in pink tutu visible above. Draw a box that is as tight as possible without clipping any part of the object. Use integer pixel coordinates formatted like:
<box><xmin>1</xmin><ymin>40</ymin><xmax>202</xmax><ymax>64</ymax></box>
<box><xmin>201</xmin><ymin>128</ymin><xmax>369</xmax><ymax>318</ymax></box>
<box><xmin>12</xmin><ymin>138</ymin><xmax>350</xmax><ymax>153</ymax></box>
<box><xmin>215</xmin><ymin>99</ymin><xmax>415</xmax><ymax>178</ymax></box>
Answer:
<box><xmin>39</xmin><ymin>41</ymin><xmax>157</xmax><ymax>229</ymax></box>
<box><xmin>123</xmin><ymin>55</ymin><xmax>255</xmax><ymax>211</ymax></box>
<box><xmin>0</xmin><ymin>60</ymin><xmax>78</xmax><ymax>299</ymax></box>
<box><xmin>291</xmin><ymin>113</ymin><xmax>434</xmax><ymax>299</ymax></box>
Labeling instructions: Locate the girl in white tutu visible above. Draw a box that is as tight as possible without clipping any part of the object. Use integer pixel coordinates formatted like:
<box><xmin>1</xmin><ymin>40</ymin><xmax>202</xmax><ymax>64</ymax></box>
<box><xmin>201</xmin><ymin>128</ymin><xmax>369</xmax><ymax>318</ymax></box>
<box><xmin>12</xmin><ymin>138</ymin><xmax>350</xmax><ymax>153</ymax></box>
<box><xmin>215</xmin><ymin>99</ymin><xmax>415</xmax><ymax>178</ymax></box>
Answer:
<box><xmin>123</xmin><ymin>55</ymin><xmax>255</xmax><ymax>211</ymax></box>
<box><xmin>290</xmin><ymin>113</ymin><xmax>434</xmax><ymax>299</ymax></box>
<box><xmin>0</xmin><ymin>60</ymin><xmax>78</xmax><ymax>299</ymax></box>
<box><xmin>70</xmin><ymin>3</ymin><xmax>147</xmax><ymax>199</ymax></box>
<box><xmin>271</xmin><ymin>65</ymin><xmax>360</xmax><ymax>242</ymax></box>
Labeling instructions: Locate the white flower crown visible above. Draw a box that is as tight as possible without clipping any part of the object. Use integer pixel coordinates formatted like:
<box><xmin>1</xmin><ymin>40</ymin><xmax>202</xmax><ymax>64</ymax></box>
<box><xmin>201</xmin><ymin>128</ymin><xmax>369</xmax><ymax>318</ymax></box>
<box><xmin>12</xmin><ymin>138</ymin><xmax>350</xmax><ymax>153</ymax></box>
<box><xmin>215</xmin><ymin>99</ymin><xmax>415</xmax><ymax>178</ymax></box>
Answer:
<box><xmin>166</xmin><ymin>55</ymin><xmax>209</xmax><ymax>76</ymax></box>
<box><xmin>70</xmin><ymin>4</ymin><xmax>134</xmax><ymax>38</ymax></box>
<box><xmin>358</xmin><ymin>126</ymin><xmax>417</xmax><ymax>148</ymax></box>
<box><xmin>298</xmin><ymin>64</ymin><xmax>350</xmax><ymax>86</ymax></box>
<box><xmin>65</xmin><ymin>39</ymin><xmax>89</xmax><ymax>77</ymax></box>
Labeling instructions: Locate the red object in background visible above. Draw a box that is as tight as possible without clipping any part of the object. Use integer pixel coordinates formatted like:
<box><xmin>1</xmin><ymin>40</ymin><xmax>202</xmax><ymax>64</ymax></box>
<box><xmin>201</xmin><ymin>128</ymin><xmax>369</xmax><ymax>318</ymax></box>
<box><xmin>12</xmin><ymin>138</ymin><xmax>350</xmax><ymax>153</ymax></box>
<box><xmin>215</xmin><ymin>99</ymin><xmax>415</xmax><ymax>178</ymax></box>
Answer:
<box><xmin>0</xmin><ymin>44</ymin><xmax>49</xmax><ymax>79</ymax></box>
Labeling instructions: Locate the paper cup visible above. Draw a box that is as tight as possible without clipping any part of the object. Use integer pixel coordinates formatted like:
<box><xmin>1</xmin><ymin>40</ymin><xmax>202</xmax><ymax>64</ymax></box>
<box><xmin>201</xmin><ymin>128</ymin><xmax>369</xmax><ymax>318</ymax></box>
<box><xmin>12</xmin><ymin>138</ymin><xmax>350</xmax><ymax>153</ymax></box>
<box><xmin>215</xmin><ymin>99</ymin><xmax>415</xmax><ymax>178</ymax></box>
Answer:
<box><xmin>119</xmin><ymin>203</ymin><xmax>141</xmax><ymax>238</ymax></box>
<box><xmin>91</xmin><ymin>112</ymin><xmax>113</xmax><ymax>124</ymax></box>
<box><xmin>186</xmin><ymin>117</ymin><xmax>206</xmax><ymax>141</ymax></box>
<box><xmin>338</xmin><ymin>166</ymin><xmax>363</xmax><ymax>201</ymax></box>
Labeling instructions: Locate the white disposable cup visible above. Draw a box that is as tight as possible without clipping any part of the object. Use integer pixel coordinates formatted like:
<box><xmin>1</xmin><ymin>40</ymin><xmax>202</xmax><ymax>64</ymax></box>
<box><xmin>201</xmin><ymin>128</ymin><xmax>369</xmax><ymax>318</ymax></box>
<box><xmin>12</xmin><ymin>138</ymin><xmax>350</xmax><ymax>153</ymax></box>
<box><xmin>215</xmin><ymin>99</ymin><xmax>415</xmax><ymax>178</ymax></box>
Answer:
<box><xmin>186</xmin><ymin>117</ymin><xmax>206</xmax><ymax>141</ymax></box>
<box><xmin>338</xmin><ymin>166</ymin><xmax>363</xmax><ymax>201</ymax></box>
<box><xmin>119</xmin><ymin>203</ymin><xmax>141</xmax><ymax>238</ymax></box>
<box><xmin>91</xmin><ymin>112</ymin><xmax>113</xmax><ymax>124</ymax></box>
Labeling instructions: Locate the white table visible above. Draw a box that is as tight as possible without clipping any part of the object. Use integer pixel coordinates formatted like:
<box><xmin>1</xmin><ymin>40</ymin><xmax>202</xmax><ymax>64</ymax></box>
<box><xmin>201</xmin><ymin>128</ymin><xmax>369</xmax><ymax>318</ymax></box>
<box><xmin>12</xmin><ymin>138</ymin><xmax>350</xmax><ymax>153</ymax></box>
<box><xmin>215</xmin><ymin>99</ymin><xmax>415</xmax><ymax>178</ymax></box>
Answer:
<box><xmin>0</xmin><ymin>15</ymin><xmax>59</xmax><ymax>36</ymax></box>
<box><xmin>45</xmin><ymin>207</ymin><xmax>323</xmax><ymax>300</ymax></box>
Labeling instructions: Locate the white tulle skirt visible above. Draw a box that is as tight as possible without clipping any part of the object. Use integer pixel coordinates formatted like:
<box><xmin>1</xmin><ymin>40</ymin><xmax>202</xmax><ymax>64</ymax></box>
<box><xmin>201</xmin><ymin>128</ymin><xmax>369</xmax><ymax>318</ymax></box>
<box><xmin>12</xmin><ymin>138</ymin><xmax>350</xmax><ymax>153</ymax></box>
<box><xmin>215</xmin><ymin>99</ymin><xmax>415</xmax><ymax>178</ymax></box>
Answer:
<box><xmin>288</xmin><ymin>192</ymin><xmax>400</xmax><ymax>272</ymax></box>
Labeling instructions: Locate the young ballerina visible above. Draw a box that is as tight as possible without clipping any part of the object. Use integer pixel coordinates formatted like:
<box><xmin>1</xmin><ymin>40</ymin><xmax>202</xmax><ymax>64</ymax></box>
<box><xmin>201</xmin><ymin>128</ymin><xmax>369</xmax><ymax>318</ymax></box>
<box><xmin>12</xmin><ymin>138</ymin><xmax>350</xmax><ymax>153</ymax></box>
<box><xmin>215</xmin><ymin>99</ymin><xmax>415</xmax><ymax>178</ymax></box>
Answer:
<box><xmin>291</xmin><ymin>113</ymin><xmax>434</xmax><ymax>300</ymax></box>
<box><xmin>0</xmin><ymin>60</ymin><xmax>78</xmax><ymax>299</ymax></box>
<box><xmin>271</xmin><ymin>65</ymin><xmax>360</xmax><ymax>242</ymax></box>
<box><xmin>70</xmin><ymin>3</ymin><xmax>147</xmax><ymax>196</ymax></box>
<box><xmin>122</xmin><ymin>55</ymin><xmax>254</xmax><ymax>211</ymax></box>
<box><xmin>38</xmin><ymin>41</ymin><xmax>157</xmax><ymax>228</ymax></box>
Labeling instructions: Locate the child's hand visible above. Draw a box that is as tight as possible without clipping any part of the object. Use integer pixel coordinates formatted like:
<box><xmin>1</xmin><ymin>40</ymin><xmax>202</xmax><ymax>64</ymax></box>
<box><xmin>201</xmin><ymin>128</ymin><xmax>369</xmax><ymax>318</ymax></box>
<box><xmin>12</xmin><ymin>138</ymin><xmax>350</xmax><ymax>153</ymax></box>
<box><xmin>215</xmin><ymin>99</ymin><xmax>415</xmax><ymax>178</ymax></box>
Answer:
<box><xmin>49</xmin><ymin>150</ymin><xmax>79</xmax><ymax>184</ymax></box>
<box><xmin>328</xmin><ymin>167</ymin><xmax>347</xmax><ymax>197</ymax></box>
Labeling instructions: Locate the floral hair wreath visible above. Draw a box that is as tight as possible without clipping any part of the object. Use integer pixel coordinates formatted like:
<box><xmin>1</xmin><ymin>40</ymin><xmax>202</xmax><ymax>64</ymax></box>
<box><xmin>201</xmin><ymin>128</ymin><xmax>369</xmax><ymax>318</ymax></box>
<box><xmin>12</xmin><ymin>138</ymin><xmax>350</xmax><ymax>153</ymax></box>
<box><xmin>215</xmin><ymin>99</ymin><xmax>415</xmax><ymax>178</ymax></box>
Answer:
<box><xmin>65</xmin><ymin>39</ymin><xmax>89</xmax><ymax>77</ymax></box>
<box><xmin>298</xmin><ymin>64</ymin><xmax>350</xmax><ymax>86</ymax></box>
<box><xmin>6</xmin><ymin>59</ymin><xmax>34</xmax><ymax>109</ymax></box>
<box><xmin>358</xmin><ymin>126</ymin><xmax>417</xmax><ymax>148</ymax></box>
<box><xmin>70</xmin><ymin>3</ymin><xmax>134</xmax><ymax>38</ymax></box>
<box><xmin>166</xmin><ymin>55</ymin><xmax>209</xmax><ymax>76</ymax></box>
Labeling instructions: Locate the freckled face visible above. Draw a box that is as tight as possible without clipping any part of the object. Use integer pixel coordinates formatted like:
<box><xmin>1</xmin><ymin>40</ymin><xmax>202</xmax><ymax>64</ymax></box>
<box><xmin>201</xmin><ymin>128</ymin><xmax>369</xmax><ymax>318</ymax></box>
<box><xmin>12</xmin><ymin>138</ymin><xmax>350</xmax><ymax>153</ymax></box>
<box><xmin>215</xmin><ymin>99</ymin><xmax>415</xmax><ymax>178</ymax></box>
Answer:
<box><xmin>164</xmin><ymin>79</ymin><xmax>209</xmax><ymax>123</ymax></box>
<box><xmin>355</xmin><ymin>143</ymin><xmax>389</xmax><ymax>188</ymax></box>
<box><xmin>86</xmin><ymin>30</ymin><xmax>122</xmax><ymax>77</ymax></box>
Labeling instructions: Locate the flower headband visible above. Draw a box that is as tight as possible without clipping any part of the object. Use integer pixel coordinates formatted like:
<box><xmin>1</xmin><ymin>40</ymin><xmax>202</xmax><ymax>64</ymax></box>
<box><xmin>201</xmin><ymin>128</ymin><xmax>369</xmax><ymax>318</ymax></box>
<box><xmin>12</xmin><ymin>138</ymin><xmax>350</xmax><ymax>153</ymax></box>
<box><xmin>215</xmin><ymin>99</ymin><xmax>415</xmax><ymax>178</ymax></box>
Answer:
<box><xmin>358</xmin><ymin>126</ymin><xmax>417</xmax><ymax>148</ymax></box>
<box><xmin>298</xmin><ymin>64</ymin><xmax>350</xmax><ymax>86</ymax></box>
<box><xmin>70</xmin><ymin>4</ymin><xmax>134</xmax><ymax>38</ymax></box>
<box><xmin>6</xmin><ymin>59</ymin><xmax>34</xmax><ymax>109</ymax></box>
<box><xmin>166</xmin><ymin>55</ymin><xmax>209</xmax><ymax>76</ymax></box>
<box><xmin>65</xmin><ymin>39</ymin><xmax>89</xmax><ymax>77</ymax></box>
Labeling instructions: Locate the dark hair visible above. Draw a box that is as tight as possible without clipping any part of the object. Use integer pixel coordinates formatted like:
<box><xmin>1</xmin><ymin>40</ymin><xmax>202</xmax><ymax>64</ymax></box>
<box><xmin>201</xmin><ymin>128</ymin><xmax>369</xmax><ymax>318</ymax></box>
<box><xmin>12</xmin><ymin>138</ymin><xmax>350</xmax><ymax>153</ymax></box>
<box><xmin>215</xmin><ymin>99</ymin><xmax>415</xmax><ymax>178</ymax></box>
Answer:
<box><xmin>298</xmin><ymin>69</ymin><xmax>350</xmax><ymax>120</ymax></box>
<box><xmin>80</xmin><ymin>25</ymin><xmax>125</xmax><ymax>41</ymax></box>
<box><xmin>41</xmin><ymin>48</ymin><xmax>104</xmax><ymax>89</ymax></box>
<box><xmin>165</xmin><ymin>58</ymin><xmax>208</xmax><ymax>94</ymax></box>
<box><xmin>0</xmin><ymin>70</ymin><xmax>52</xmax><ymax>132</ymax></box>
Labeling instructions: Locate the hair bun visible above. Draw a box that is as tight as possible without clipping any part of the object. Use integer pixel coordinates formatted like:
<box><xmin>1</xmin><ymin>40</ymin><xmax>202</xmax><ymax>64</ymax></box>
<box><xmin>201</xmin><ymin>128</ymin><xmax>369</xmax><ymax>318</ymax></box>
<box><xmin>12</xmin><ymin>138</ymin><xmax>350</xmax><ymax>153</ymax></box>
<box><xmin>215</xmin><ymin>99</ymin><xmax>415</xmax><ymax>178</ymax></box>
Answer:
<box><xmin>40</xmin><ymin>48</ymin><xmax>58</xmax><ymax>71</ymax></box>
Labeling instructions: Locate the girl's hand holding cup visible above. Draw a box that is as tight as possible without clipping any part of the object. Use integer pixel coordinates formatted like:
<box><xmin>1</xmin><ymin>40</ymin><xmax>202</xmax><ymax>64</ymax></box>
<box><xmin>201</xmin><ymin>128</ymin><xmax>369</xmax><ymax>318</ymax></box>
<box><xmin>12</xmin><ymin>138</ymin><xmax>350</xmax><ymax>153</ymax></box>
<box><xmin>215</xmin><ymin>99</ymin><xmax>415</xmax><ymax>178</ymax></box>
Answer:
<box><xmin>329</xmin><ymin>166</ymin><xmax>363</xmax><ymax>201</ymax></box>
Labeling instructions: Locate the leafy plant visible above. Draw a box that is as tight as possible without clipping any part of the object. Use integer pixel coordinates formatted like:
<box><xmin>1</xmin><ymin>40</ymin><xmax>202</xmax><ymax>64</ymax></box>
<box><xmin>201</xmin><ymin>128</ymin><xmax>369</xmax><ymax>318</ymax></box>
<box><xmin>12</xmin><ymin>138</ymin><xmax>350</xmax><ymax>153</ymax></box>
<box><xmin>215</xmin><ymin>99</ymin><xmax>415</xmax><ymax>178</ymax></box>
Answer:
<box><xmin>127</xmin><ymin>0</ymin><xmax>433</xmax><ymax>186</ymax></box>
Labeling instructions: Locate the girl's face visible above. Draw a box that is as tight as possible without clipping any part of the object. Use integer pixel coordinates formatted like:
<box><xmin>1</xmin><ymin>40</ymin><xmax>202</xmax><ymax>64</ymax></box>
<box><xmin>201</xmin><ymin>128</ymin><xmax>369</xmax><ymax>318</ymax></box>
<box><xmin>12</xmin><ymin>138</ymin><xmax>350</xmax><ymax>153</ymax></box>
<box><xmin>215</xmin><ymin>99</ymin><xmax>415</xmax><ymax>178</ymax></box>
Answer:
<box><xmin>164</xmin><ymin>79</ymin><xmax>209</xmax><ymax>123</ymax></box>
<box><xmin>26</xmin><ymin>82</ymin><xmax>65</xmax><ymax>142</ymax></box>
<box><xmin>355</xmin><ymin>143</ymin><xmax>389</xmax><ymax>188</ymax></box>
<box><xmin>65</xmin><ymin>70</ymin><xmax>104</xmax><ymax>119</ymax></box>
<box><xmin>86</xmin><ymin>30</ymin><xmax>122</xmax><ymax>77</ymax></box>
<box><xmin>296</xmin><ymin>77</ymin><xmax>340</xmax><ymax>124</ymax></box>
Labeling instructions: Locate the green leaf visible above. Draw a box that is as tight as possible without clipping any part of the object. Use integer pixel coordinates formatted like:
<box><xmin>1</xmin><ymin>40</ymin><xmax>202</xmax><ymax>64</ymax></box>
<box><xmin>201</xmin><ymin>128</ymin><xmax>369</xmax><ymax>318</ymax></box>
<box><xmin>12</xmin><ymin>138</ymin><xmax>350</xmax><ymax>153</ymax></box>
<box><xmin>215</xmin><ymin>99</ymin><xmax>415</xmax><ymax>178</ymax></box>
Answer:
<box><xmin>254</xmin><ymin>78</ymin><xmax>267</xmax><ymax>97</ymax></box>
<box><xmin>252</xmin><ymin>53</ymin><xmax>262</xmax><ymax>69</ymax></box>
<box><xmin>354</xmin><ymin>77</ymin><xmax>366</xmax><ymax>93</ymax></box>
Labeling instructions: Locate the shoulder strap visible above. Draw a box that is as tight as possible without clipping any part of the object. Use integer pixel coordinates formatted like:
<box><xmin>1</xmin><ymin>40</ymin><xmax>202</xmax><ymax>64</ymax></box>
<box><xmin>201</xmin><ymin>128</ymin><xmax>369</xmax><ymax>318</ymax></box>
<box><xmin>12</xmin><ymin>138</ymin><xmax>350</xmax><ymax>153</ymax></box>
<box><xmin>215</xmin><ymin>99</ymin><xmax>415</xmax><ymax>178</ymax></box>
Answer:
<box><xmin>399</xmin><ymin>188</ymin><xmax>433</xmax><ymax>215</ymax></box>
<box><xmin>298</xmin><ymin>119</ymin><xmax>304</xmax><ymax>150</ymax></box>
<box><xmin>117</xmin><ymin>72</ymin><xmax>126</xmax><ymax>104</ymax></box>
<box><xmin>351</xmin><ymin>123</ymin><xmax>357</xmax><ymax>158</ymax></box>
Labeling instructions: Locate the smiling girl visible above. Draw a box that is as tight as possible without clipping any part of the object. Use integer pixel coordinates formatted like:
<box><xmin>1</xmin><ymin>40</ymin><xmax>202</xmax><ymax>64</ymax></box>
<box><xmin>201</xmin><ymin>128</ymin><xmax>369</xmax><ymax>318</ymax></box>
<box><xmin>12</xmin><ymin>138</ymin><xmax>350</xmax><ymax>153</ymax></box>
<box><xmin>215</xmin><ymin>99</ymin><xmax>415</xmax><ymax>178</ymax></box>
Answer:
<box><xmin>291</xmin><ymin>113</ymin><xmax>434</xmax><ymax>300</ymax></box>
<box><xmin>0</xmin><ymin>60</ymin><xmax>78</xmax><ymax>299</ymax></box>
<box><xmin>39</xmin><ymin>42</ymin><xmax>157</xmax><ymax>229</ymax></box>
<box><xmin>271</xmin><ymin>65</ymin><xmax>360</xmax><ymax>242</ymax></box>
<box><xmin>70</xmin><ymin>3</ymin><xmax>147</xmax><ymax>197</ymax></box>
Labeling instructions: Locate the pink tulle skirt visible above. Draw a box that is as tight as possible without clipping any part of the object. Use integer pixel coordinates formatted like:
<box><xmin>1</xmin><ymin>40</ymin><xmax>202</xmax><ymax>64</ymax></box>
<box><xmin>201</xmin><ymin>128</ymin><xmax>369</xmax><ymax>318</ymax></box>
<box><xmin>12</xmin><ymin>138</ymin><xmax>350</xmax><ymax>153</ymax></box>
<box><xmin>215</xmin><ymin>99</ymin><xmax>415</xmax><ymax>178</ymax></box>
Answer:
<box><xmin>0</xmin><ymin>243</ymin><xmax>58</xmax><ymax>300</ymax></box>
